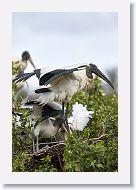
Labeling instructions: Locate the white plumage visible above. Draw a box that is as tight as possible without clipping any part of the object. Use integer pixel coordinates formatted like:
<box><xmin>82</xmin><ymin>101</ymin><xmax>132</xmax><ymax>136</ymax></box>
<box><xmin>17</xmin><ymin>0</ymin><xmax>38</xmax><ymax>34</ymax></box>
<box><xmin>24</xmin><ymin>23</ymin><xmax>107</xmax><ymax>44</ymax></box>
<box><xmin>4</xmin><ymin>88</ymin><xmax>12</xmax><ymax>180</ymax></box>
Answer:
<box><xmin>36</xmin><ymin>69</ymin><xmax>91</xmax><ymax>105</ymax></box>
<box><xmin>68</xmin><ymin>102</ymin><xmax>94</xmax><ymax>131</ymax></box>
<box><xmin>33</xmin><ymin>64</ymin><xmax>114</xmax><ymax>121</ymax></box>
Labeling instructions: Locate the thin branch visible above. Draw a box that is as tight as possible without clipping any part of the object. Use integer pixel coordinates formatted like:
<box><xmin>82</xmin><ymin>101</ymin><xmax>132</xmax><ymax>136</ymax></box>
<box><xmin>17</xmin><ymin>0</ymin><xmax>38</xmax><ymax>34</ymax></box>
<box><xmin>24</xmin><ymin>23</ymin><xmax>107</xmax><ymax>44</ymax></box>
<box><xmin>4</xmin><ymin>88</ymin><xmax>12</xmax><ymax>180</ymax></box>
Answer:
<box><xmin>84</xmin><ymin>134</ymin><xmax>105</xmax><ymax>143</ymax></box>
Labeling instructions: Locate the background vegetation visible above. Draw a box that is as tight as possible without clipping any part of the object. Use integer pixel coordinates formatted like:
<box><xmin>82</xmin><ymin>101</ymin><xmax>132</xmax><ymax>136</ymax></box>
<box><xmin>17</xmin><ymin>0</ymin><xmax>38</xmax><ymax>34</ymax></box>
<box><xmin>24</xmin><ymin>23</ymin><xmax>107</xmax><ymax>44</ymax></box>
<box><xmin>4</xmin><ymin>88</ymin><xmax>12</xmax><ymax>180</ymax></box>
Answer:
<box><xmin>12</xmin><ymin>66</ymin><xmax>118</xmax><ymax>172</ymax></box>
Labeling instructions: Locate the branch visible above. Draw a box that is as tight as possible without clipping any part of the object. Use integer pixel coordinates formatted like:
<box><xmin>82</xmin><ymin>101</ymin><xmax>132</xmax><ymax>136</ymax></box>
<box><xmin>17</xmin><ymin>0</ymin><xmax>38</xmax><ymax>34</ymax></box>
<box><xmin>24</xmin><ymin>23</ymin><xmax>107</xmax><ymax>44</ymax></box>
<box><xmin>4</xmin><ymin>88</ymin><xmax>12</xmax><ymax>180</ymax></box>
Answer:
<box><xmin>84</xmin><ymin>134</ymin><xmax>105</xmax><ymax>143</ymax></box>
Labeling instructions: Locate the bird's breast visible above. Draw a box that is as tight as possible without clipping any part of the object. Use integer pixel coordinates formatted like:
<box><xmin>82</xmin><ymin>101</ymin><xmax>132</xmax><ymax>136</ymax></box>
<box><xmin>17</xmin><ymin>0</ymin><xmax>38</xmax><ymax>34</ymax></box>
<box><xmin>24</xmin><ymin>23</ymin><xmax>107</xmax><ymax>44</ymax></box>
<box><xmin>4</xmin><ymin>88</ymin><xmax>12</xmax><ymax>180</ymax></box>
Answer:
<box><xmin>53</xmin><ymin>77</ymin><xmax>80</xmax><ymax>102</ymax></box>
<box><xmin>39</xmin><ymin>119</ymin><xmax>58</xmax><ymax>138</ymax></box>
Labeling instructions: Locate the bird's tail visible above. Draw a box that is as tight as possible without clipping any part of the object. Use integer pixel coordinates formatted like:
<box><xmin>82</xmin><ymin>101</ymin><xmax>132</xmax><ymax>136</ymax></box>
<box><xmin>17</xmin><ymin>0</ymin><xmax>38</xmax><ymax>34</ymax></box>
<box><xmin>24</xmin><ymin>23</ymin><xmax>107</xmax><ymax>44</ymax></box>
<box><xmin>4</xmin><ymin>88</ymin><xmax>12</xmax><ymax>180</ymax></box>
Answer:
<box><xmin>13</xmin><ymin>72</ymin><xmax>35</xmax><ymax>83</ymax></box>
<box><xmin>34</xmin><ymin>88</ymin><xmax>56</xmax><ymax>106</ymax></box>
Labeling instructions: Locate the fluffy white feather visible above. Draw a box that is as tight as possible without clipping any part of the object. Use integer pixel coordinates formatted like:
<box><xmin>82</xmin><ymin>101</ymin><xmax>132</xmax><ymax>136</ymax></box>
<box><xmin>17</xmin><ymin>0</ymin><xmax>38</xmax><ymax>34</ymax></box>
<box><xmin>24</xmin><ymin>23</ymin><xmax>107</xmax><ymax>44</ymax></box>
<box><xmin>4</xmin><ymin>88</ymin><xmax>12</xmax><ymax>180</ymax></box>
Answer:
<box><xmin>68</xmin><ymin>102</ymin><xmax>94</xmax><ymax>131</ymax></box>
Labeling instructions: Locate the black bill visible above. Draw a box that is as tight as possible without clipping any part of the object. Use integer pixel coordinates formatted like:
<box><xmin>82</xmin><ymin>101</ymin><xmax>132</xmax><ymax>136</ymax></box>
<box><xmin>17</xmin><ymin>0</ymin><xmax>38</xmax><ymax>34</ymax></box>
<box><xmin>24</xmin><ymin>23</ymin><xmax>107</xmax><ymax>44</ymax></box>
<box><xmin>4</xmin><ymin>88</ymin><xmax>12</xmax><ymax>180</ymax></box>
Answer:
<box><xmin>89</xmin><ymin>63</ymin><xmax>114</xmax><ymax>89</ymax></box>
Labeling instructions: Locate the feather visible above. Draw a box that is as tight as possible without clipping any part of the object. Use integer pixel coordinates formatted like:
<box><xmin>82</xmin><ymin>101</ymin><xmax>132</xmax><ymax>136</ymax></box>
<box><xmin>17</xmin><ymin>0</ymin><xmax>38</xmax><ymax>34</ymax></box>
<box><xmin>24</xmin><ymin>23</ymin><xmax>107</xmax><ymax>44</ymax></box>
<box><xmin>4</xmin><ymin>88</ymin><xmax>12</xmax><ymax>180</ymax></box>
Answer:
<box><xmin>13</xmin><ymin>72</ymin><xmax>35</xmax><ymax>83</ymax></box>
<box><xmin>39</xmin><ymin>68</ymin><xmax>79</xmax><ymax>86</ymax></box>
<box><xmin>68</xmin><ymin>102</ymin><xmax>94</xmax><ymax>131</ymax></box>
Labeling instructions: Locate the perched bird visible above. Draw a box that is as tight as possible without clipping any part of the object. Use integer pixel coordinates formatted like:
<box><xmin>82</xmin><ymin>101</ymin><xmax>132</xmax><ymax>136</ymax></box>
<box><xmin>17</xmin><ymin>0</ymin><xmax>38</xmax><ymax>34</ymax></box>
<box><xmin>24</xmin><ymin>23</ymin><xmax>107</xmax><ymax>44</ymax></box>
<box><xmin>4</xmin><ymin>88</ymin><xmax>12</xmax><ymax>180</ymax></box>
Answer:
<box><xmin>33</xmin><ymin>63</ymin><xmax>114</xmax><ymax>117</ymax></box>
<box><xmin>12</xmin><ymin>51</ymin><xmax>36</xmax><ymax>75</ymax></box>
<box><xmin>22</xmin><ymin>93</ymin><xmax>67</xmax><ymax>152</ymax></box>
<box><xmin>31</xmin><ymin>117</ymin><xmax>65</xmax><ymax>153</ymax></box>
<box><xmin>12</xmin><ymin>51</ymin><xmax>36</xmax><ymax>100</ymax></box>
<box><xmin>23</xmin><ymin>96</ymin><xmax>93</xmax><ymax>152</ymax></box>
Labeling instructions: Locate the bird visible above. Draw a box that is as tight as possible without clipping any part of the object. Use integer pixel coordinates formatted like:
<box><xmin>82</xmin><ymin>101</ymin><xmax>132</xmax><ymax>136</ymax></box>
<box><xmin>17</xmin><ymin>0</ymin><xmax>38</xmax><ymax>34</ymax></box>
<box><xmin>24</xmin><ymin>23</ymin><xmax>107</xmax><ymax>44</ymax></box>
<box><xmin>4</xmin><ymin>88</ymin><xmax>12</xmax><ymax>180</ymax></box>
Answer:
<box><xmin>31</xmin><ymin>117</ymin><xmax>65</xmax><ymax>153</ymax></box>
<box><xmin>33</xmin><ymin>63</ymin><xmax>114</xmax><ymax>119</ymax></box>
<box><xmin>25</xmin><ymin>100</ymin><xmax>93</xmax><ymax>152</ymax></box>
<box><xmin>22</xmin><ymin>92</ymin><xmax>68</xmax><ymax>152</ymax></box>
<box><xmin>12</xmin><ymin>51</ymin><xmax>36</xmax><ymax>75</ymax></box>
<box><xmin>12</xmin><ymin>51</ymin><xmax>37</xmax><ymax>100</ymax></box>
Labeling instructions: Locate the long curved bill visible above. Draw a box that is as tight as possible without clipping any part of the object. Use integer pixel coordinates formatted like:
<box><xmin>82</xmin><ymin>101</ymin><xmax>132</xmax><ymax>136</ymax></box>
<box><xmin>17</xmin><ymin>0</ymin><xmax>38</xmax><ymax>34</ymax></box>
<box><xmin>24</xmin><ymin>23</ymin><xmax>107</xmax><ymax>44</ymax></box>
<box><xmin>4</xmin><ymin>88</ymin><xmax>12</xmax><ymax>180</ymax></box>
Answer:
<box><xmin>28</xmin><ymin>57</ymin><xmax>36</xmax><ymax>70</ymax></box>
<box><xmin>90</xmin><ymin>64</ymin><xmax>114</xmax><ymax>89</ymax></box>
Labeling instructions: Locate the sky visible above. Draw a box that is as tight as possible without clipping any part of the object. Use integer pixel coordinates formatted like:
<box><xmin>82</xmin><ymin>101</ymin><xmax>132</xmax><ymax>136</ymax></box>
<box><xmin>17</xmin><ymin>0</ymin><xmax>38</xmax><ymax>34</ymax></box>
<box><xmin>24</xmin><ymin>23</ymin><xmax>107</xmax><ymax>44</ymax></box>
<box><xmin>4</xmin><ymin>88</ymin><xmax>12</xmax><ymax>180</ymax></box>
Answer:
<box><xmin>12</xmin><ymin>12</ymin><xmax>118</xmax><ymax>90</ymax></box>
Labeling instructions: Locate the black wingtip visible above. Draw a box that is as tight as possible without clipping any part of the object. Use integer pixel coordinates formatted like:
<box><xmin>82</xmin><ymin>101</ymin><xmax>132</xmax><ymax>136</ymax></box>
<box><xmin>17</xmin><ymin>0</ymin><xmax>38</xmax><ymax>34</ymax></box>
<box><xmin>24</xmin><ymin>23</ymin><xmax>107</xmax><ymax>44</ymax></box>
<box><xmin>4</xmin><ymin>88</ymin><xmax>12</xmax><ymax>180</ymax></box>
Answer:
<box><xmin>13</xmin><ymin>72</ymin><xmax>35</xmax><ymax>83</ymax></box>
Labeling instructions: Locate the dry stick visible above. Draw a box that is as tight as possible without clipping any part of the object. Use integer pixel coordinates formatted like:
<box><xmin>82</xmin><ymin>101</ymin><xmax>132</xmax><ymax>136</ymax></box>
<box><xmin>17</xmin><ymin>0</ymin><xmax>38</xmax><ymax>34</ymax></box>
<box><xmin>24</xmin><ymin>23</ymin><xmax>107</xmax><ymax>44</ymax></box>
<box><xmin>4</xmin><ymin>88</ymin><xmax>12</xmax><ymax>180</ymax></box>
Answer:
<box><xmin>28</xmin><ymin>123</ymin><xmax>106</xmax><ymax>157</ymax></box>
<box><xmin>26</xmin><ymin>141</ymin><xmax>65</xmax><ymax>148</ymax></box>
<box><xmin>53</xmin><ymin>136</ymin><xmax>63</xmax><ymax>170</ymax></box>
<box><xmin>84</xmin><ymin>134</ymin><xmax>105</xmax><ymax>143</ymax></box>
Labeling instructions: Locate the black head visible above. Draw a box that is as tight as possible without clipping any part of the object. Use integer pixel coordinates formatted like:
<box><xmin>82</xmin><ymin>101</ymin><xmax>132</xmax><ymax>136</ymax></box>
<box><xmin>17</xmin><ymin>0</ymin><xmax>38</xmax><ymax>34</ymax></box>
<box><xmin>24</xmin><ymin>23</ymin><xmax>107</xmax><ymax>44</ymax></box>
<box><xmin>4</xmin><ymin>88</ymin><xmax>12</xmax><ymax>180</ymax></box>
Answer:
<box><xmin>88</xmin><ymin>63</ymin><xmax>114</xmax><ymax>89</ymax></box>
<box><xmin>21</xmin><ymin>51</ymin><xmax>31</xmax><ymax>61</ymax></box>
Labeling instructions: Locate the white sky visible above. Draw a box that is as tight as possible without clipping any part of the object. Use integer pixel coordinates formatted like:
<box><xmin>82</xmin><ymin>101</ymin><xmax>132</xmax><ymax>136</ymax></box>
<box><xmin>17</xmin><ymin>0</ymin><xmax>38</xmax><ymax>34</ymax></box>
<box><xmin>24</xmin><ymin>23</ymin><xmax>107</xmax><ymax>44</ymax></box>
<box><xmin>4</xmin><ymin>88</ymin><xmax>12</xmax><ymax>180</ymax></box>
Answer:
<box><xmin>12</xmin><ymin>12</ymin><xmax>118</xmax><ymax>90</ymax></box>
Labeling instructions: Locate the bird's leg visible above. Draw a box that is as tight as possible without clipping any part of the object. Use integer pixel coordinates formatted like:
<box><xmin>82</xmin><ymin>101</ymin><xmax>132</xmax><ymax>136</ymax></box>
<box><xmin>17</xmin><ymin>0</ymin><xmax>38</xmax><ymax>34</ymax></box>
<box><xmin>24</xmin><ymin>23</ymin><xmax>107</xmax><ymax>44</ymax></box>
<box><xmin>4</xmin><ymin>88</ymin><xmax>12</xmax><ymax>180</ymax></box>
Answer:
<box><xmin>36</xmin><ymin>135</ymin><xmax>39</xmax><ymax>152</ymax></box>
<box><xmin>65</xmin><ymin>102</ymin><xmax>69</xmax><ymax>116</ymax></box>
<box><xmin>61</xmin><ymin>102</ymin><xmax>71</xmax><ymax>133</ymax></box>
<box><xmin>61</xmin><ymin>102</ymin><xmax>65</xmax><ymax>117</ymax></box>
<box><xmin>65</xmin><ymin>103</ymin><xmax>71</xmax><ymax>132</ymax></box>
<box><xmin>61</xmin><ymin>101</ymin><xmax>68</xmax><ymax>129</ymax></box>
<box><xmin>64</xmin><ymin>103</ymin><xmax>72</xmax><ymax>133</ymax></box>
<box><xmin>32</xmin><ymin>137</ymin><xmax>36</xmax><ymax>153</ymax></box>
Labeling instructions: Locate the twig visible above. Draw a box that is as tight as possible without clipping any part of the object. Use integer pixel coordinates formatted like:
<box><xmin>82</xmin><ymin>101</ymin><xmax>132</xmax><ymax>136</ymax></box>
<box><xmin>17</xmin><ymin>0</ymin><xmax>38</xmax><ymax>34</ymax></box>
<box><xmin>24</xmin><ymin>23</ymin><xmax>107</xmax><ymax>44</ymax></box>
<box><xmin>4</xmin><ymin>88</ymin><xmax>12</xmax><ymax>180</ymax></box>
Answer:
<box><xmin>84</xmin><ymin>134</ymin><xmax>105</xmax><ymax>142</ymax></box>
<box><xmin>26</xmin><ymin>141</ymin><xmax>65</xmax><ymax>148</ymax></box>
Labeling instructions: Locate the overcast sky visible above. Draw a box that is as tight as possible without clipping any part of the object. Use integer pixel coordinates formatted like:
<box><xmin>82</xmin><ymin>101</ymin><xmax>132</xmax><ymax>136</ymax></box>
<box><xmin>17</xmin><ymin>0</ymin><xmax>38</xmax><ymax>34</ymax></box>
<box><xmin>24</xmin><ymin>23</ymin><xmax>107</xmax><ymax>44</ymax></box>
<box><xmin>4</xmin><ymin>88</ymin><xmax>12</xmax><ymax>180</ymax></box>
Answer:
<box><xmin>12</xmin><ymin>12</ymin><xmax>117</xmax><ymax>69</ymax></box>
<box><xmin>12</xmin><ymin>12</ymin><xmax>118</xmax><ymax>90</ymax></box>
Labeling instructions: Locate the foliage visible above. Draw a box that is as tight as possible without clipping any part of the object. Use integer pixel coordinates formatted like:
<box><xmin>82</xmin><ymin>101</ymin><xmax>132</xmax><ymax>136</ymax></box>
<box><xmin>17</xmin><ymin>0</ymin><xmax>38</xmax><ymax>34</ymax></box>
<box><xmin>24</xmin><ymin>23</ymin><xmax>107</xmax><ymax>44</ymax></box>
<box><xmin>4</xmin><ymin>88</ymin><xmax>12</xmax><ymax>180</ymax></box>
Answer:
<box><xmin>12</xmin><ymin>70</ymin><xmax>118</xmax><ymax>172</ymax></box>
<box><xmin>64</xmin><ymin>78</ymin><xmax>118</xmax><ymax>172</ymax></box>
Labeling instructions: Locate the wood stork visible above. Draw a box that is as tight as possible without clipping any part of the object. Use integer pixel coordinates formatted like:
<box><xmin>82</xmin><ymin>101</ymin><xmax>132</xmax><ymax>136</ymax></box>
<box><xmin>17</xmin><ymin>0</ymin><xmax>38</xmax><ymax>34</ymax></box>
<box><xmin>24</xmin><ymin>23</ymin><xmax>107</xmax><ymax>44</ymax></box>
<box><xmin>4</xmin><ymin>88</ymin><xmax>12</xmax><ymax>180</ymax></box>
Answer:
<box><xmin>33</xmin><ymin>63</ymin><xmax>114</xmax><ymax>118</ymax></box>
<box><xmin>12</xmin><ymin>51</ymin><xmax>36</xmax><ymax>100</ymax></box>
<box><xmin>22</xmin><ymin>93</ymin><xmax>67</xmax><ymax>152</ymax></box>
<box><xmin>24</xmin><ymin>100</ymin><xmax>93</xmax><ymax>152</ymax></box>
<box><xmin>12</xmin><ymin>51</ymin><xmax>36</xmax><ymax>75</ymax></box>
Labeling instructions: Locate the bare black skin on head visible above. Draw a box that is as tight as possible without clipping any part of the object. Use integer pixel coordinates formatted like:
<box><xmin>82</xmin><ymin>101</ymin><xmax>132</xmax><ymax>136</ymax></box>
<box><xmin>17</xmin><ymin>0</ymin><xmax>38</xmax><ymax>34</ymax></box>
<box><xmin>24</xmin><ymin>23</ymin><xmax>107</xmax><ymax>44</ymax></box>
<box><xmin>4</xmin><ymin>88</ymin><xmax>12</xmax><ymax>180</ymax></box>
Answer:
<box><xmin>86</xmin><ymin>66</ymin><xmax>93</xmax><ymax>79</ymax></box>
<box><xmin>21</xmin><ymin>51</ymin><xmax>31</xmax><ymax>61</ymax></box>
<box><xmin>89</xmin><ymin>63</ymin><xmax>114</xmax><ymax>89</ymax></box>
